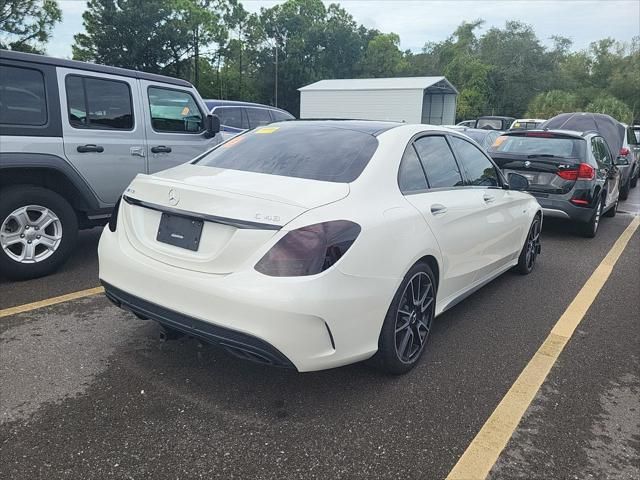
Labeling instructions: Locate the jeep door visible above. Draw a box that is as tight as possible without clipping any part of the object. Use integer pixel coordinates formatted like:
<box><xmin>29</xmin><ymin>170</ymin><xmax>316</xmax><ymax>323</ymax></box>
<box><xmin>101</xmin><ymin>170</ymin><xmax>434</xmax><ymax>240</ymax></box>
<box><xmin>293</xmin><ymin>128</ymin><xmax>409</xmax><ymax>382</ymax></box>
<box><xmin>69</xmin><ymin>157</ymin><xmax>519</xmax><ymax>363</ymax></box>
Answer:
<box><xmin>141</xmin><ymin>81</ymin><xmax>220</xmax><ymax>173</ymax></box>
<box><xmin>58</xmin><ymin>68</ymin><xmax>146</xmax><ymax>205</ymax></box>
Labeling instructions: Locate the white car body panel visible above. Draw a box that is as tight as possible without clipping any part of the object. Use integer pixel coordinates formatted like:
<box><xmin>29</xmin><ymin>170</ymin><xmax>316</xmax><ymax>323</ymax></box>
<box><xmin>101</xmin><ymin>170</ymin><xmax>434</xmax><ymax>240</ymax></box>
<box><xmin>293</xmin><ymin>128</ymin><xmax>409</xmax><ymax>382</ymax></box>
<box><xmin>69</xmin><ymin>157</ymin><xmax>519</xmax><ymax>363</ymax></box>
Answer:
<box><xmin>99</xmin><ymin>123</ymin><xmax>541</xmax><ymax>371</ymax></box>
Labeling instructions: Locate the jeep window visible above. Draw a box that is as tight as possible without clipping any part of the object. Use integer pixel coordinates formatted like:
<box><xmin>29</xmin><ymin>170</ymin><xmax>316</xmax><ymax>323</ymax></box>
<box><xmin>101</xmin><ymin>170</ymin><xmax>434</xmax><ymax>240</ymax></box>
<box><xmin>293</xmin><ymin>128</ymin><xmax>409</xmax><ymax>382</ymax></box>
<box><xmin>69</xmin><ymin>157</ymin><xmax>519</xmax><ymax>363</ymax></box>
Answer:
<box><xmin>65</xmin><ymin>75</ymin><xmax>133</xmax><ymax>130</ymax></box>
<box><xmin>148</xmin><ymin>87</ymin><xmax>204</xmax><ymax>133</ymax></box>
<box><xmin>0</xmin><ymin>65</ymin><xmax>47</xmax><ymax>126</ymax></box>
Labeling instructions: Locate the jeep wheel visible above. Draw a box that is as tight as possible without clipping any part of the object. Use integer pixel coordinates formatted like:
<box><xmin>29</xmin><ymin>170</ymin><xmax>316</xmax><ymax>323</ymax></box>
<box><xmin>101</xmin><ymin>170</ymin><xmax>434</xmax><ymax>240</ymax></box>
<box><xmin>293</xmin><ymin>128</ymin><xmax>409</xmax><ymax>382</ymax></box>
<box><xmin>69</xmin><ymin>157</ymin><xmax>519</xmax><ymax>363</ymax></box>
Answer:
<box><xmin>0</xmin><ymin>186</ymin><xmax>78</xmax><ymax>280</ymax></box>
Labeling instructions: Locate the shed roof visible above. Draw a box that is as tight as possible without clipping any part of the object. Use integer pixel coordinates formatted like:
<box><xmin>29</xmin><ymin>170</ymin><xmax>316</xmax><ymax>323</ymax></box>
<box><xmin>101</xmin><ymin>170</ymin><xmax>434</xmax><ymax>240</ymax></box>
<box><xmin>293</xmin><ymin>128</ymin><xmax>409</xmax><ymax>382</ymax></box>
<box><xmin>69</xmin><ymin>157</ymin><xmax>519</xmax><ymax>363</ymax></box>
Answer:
<box><xmin>299</xmin><ymin>76</ymin><xmax>458</xmax><ymax>94</ymax></box>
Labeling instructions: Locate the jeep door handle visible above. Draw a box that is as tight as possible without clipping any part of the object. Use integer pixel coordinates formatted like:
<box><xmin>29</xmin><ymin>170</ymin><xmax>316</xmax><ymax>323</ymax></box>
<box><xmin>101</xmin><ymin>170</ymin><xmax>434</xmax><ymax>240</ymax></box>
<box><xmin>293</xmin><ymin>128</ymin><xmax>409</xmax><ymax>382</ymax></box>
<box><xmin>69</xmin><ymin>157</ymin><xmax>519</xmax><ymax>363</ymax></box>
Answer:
<box><xmin>151</xmin><ymin>145</ymin><xmax>172</xmax><ymax>154</ymax></box>
<box><xmin>430</xmin><ymin>204</ymin><xmax>448</xmax><ymax>216</ymax></box>
<box><xmin>77</xmin><ymin>144</ymin><xmax>104</xmax><ymax>153</ymax></box>
<box><xmin>483</xmin><ymin>194</ymin><xmax>496</xmax><ymax>203</ymax></box>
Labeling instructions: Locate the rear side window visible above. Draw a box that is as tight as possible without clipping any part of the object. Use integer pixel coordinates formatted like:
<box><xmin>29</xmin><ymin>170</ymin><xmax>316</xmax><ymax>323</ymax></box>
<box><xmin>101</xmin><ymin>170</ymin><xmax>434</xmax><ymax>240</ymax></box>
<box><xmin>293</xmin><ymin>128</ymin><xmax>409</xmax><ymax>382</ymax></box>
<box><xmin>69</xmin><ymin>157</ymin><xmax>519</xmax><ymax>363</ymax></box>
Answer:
<box><xmin>627</xmin><ymin>127</ymin><xmax>639</xmax><ymax>145</ymax></box>
<box><xmin>0</xmin><ymin>65</ymin><xmax>47</xmax><ymax>126</ymax></box>
<box><xmin>65</xmin><ymin>75</ymin><xmax>133</xmax><ymax>130</ymax></box>
<box><xmin>148</xmin><ymin>87</ymin><xmax>203</xmax><ymax>133</ymax></box>
<box><xmin>215</xmin><ymin>107</ymin><xmax>246</xmax><ymax>129</ymax></box>
<box><xmin>492</xmin><ymin>134</ymin><xmax>586</xmax><ymax>159</ymax></box>
<box><xmin>196</xmin><ymin>124</ymin><xmax>378</xmax><ymax>183</ymax></box>
<box><xmin>450</xmin><ymin>136</ymin><xmax>499</xmax><ymax>187</ymax></box>
<box><xmin>246</xmin><ymin>108</ymin><xmax>272</xmax><ymax>128</ymax></box>
<box><xmin>398</xmin><ymin>145</ymin><xmax>428</xmax><ymax>193</ymax></box>
<box><xmin>271</xmin><ymin>109</ymin><xmax>294</xmax><ymax>122</ymax></box>
<box><xmin>413</xmin><ymin>136</ymin><xmax>463</xmax><ymax>188</ymax></box>
<box><xmin>591</xmin><ymin>137</ymin><xmax>612</xmax><ymax>166</ymax></box>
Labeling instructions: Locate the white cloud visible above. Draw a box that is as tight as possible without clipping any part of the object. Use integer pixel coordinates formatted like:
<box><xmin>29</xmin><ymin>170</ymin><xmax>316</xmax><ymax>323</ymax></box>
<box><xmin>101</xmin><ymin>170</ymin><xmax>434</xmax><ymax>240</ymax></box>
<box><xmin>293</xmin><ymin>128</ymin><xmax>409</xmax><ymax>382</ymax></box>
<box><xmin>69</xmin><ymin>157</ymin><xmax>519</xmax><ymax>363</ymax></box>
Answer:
<box><xmin>47</xmin><ymin>0</ymin><xmax>639</xmax><ymax>58</ymax></box>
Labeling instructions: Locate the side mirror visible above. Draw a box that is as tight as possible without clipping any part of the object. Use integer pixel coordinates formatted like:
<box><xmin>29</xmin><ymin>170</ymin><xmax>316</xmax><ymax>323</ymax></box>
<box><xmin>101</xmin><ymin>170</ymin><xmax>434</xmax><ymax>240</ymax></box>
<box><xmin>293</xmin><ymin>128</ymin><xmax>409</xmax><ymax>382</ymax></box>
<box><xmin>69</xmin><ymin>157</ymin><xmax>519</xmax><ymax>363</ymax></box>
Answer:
<box><xmin>508</xmin><ymin>173</ymin><xmax>529</xmax><ymax>191</ymax></box>
<box><xmin>204</xmin><ymin>114</ymin><xmax>221</xmax><ymax>138</ymax></box>
<box><xmin>614</xmin><ymin>156</ymin><xmax>629</xmax><ymax>166</ymax></box>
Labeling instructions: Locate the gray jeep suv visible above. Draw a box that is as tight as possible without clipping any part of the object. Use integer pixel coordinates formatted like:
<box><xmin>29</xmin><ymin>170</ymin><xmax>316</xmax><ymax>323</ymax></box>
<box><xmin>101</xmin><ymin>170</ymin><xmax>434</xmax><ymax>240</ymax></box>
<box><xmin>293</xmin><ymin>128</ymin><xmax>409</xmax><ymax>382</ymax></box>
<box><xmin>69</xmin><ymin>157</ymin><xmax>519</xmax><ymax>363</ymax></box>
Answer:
<box><xmin>0</xmin><ymin>50</ymin><xmax>222</xmax><ymax>279</ymax></box>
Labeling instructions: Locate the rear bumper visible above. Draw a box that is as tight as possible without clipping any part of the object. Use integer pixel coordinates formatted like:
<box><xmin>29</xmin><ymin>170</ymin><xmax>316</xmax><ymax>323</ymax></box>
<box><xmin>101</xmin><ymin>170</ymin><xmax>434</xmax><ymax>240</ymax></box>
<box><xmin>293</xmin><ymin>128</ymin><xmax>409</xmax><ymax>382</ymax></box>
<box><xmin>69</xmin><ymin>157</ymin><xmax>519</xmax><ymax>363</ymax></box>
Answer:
<box><xmin>533</xmin><ymin>196</ymin><xmax>594</xmax><ymax>223</ymax></box>
<box><xmin>103</xmin><ymin>282</ymin><xmax>295</xmax><ymax>368</ymax></box>
<box><xmin>98</xmin><ymin>227</ymin><xmax>398</xmax><ymax>372</ymax></box>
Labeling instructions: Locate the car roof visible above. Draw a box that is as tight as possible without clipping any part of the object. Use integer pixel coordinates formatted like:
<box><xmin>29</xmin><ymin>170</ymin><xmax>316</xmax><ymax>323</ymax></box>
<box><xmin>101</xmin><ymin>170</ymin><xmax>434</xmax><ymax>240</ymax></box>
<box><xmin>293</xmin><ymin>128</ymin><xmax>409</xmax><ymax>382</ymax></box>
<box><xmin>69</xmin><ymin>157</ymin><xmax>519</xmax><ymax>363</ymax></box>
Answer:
<box><xmin>478</xmin><ymin>116</ymin><xmax>516</xmax><ymax>120</ymax></box>
<box><xmin>269</xmin><ymin>119</ymin><xmax>402</xmax><ymax>136</ymax></box>
<box><xmin>0</xmin><ymin>49</ymin><xmax>192</xmax><ymax>87</ymax></box>
<box><xmin>204</xmin><ymin>99</ymin><xmax>292</xmax><ymax>114</ymax></box>
<box><xmin>449</xmin><ymin>126</ymin><xmax>496</xmax><ymax>136</ymax></box>
<box><xmin>501</xmin><ymin>128</ymin><xmax>593</xmax><ymax>139</ymax></box>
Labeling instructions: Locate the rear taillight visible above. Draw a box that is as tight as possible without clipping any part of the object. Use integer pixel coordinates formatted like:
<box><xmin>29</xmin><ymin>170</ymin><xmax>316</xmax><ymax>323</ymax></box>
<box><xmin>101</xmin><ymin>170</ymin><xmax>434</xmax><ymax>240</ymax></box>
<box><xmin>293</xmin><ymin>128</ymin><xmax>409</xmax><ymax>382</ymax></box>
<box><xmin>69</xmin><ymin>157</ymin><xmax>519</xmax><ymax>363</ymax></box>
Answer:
<box><xmin>108</xmin><ymin>196</ymin><xmax>122</xmax><ymax>232</ymax></box>
<box><xmin>255</xmin><ymin>220</ymin><xmax>361</xmax><ymax>277</ymax></box>
<box><xmin>557</xmin><ymin>163</ymin><xmax>594</xmax><ymax>181</ymax></box>
<box><xmin>620</xmin><ymin>147</ymin><xmax>630</xmax><ymax>156</ymax></box>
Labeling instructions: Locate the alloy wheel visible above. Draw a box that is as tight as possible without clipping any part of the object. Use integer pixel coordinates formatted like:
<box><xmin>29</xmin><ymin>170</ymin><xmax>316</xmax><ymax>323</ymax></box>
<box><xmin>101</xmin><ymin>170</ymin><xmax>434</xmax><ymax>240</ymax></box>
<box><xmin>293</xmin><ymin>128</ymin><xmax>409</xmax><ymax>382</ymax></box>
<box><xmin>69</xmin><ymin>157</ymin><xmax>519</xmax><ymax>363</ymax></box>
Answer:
<box><xmin>394</xmin><ymin>272</ymin><xmax>435</xmax><ymax>363</ymax></box>
<box><xmin>525</xmin><ymin>218</ymin><xmax>541</xmax><ymax>270</ymax></box>
<box><xmin>0</xmin><ymin>205</ymin><xmax>63</xmax><ymax>263</ymax></box>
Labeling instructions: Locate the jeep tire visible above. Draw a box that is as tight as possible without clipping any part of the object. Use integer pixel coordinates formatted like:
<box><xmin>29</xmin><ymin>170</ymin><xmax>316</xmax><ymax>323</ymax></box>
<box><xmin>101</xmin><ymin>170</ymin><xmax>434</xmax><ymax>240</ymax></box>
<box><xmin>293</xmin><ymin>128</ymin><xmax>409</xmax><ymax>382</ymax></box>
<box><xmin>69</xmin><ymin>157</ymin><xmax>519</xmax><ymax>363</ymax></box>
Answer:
<box><xmin>0</xmin><ymin>186</ymin><xmax>78</xmax><ymax>280</ymax></box>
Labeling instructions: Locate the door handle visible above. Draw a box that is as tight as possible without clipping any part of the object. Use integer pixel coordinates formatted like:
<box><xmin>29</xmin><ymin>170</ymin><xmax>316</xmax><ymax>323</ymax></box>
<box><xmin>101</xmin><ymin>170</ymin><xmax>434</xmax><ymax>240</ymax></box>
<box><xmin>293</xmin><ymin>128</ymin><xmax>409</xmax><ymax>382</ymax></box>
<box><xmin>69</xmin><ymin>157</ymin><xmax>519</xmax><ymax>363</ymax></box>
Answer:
<box><xmin>151</xmin><ymin>145</ymin><xmax>172</xmax><ymax>154</ymax></box>
<box><xmin>430</xmin><ymin>204</ymin><xmax>448</xmax><ymax>216</ymax></box>
<box><xmin>483</xmin><ymin>194</ymin><xmax>496</xmax><ymax>203</ymax></box>
<box><xmin>77</xmin><ymin>144</ymin><xmax>104</xmax><ymax>153</ymax></box>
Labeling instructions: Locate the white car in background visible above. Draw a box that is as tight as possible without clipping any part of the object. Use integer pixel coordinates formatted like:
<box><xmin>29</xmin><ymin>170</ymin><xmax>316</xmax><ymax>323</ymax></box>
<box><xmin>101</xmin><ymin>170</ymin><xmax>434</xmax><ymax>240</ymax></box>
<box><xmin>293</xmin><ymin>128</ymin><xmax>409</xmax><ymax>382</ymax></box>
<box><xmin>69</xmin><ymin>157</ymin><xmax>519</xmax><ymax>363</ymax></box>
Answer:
<box><xmin>510</xmin><ymin>118</ymin><xmax>546</xmax><ymax>130</ymax></box>
<box><xmin>99</xmin><ymin>121</ymin><xmax>542</xmax><ymax>374</ymax></box>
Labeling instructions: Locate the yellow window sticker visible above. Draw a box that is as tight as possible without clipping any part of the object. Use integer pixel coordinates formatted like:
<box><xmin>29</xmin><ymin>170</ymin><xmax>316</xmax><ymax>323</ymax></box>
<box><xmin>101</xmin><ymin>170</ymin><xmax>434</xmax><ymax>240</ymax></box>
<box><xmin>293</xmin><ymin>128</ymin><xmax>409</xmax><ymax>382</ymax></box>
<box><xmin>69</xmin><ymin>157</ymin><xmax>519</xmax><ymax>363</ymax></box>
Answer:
<box><xmin>181</xmin><ymin>106</ymin><xmax>190</xmax><ymax>116</ymax></box>
<box><xmin>256</xmin><ymin>126</ymin><xmax>279</xmax><ymax>134</ymax></box>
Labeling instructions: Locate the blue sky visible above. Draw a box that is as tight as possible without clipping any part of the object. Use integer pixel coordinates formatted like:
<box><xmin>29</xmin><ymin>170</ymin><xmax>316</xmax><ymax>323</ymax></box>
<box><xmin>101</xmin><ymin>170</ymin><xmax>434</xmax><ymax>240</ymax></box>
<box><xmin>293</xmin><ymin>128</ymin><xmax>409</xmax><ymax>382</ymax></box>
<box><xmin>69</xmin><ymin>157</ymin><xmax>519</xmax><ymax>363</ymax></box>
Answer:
<box><xmin>49</xmin><ymin>0</ymin><xmax>640</xmax><ymax>58</ymax></box>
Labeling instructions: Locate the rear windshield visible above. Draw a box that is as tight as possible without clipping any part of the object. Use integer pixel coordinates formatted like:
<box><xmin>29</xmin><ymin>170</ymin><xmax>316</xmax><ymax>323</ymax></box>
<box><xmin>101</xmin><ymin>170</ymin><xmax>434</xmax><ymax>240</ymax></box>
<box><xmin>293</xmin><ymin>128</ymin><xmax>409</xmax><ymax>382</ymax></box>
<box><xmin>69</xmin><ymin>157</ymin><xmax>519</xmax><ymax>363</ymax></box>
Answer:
<box><xmin>491</xmin><ymin>135</ymin><xmax>586</xmax><ymax>159</ymax></box>
<box><xmin>476</xmin><ymin>118</ymin><xmax>503</xmax><ymax>130</ymax></box>
<box><xmin>195</xmin><ymin>124</ymin><xmax>379</xmax><ymax>182</ymax></box>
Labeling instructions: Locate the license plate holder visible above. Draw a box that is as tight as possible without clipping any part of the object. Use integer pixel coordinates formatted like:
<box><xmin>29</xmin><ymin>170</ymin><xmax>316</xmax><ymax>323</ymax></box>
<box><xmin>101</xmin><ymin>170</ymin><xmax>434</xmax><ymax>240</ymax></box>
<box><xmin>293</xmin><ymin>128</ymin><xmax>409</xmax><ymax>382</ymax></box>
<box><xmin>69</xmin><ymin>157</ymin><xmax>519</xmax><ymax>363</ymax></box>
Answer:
<box><xmin>156</xmin><ymin>213</ymin><xmax>203</xmax><ymax>251</ymax></box>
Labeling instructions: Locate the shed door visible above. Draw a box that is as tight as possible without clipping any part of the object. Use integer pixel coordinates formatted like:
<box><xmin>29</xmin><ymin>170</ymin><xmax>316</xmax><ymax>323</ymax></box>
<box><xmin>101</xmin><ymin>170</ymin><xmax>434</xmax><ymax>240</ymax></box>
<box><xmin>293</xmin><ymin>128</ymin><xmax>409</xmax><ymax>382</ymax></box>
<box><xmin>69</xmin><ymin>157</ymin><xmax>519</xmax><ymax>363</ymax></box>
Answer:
<box><xmin>421</xmin><ymin>93</ymin><xmax>445</xmax><ymax>125</ymax></box>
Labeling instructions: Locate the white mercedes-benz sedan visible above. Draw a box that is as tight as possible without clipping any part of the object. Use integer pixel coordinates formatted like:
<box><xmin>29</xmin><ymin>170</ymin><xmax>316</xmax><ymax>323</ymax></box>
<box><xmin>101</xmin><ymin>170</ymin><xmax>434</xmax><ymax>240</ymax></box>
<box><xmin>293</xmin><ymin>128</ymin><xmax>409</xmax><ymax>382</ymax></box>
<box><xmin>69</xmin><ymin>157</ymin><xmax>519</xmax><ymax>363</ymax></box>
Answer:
<box><xmin>99</xmin><ymin>121</ymin><xmax>542</xmax><ymax>374</ymax></box>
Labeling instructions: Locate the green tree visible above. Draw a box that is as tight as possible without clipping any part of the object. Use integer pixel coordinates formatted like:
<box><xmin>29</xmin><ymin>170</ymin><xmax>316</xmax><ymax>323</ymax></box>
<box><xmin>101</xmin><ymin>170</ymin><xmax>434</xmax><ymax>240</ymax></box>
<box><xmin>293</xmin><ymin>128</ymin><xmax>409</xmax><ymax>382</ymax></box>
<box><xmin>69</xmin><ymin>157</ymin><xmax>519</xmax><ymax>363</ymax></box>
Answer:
<box><xmin>586</xmin><ymin>93</ymin><xmax>633</xmax><ymax>123</ymax></box>
<box><xmin>358</xmin><ymin>33</ymin><xmax>406</xmax><ymax>77</ymax></box>
<box><xmin>0</xmin><ymin>0</ymin><xmax>61</xmax><ymax>53</ymax></box>
<box><xmin>526</xmin><ymin>90</ymin><xmax>581</xmax><ymax>118</ymax></box>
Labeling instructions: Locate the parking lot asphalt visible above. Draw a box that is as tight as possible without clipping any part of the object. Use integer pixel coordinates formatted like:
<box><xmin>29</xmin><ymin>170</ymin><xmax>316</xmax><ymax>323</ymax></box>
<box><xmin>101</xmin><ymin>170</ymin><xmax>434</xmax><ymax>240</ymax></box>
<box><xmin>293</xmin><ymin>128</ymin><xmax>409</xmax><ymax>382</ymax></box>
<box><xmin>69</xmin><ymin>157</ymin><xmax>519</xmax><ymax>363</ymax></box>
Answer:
<box><xmin>1</xmin><ymin>188</ymin><xmax>639</xmax><ymax>480</ymax></box>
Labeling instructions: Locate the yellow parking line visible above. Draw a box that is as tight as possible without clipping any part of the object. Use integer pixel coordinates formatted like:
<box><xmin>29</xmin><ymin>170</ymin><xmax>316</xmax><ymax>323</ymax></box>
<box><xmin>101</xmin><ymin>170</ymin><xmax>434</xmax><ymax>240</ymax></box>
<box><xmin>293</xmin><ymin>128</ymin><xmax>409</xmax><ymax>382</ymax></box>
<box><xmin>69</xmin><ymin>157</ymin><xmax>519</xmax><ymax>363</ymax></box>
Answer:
<box><xmin>446</xmin><ymin>215</ymin><xmax>640</xmax><ymax>480</ymax></box>
<box><xmin>0</xmin><ymin>286</ymin><xmax>104</xmax><ymax>319</ymax></box>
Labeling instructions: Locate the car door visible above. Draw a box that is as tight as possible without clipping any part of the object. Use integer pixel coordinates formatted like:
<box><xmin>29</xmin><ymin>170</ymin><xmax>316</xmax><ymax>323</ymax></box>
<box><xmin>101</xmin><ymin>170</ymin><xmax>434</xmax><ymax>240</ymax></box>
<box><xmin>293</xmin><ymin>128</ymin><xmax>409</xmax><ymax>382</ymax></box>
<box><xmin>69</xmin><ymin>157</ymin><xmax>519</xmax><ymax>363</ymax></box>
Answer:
<box><xmin>142</xmin><ymin>81</ymin><xmax>218</xmax><ymax>173</ymax></box>
<box><xmin>448</xmin><ymin>135</ymin><xmax>526</xmax><ymax>279</ymax></box>
<box><xmin>592</xmin><ymin>136</ymin><xmax>619</xmax><ymax>207</ymax></box>
<box><xmin>58</xmin><ymin>68</ymin><xmax>146</xmax><ymax>205</ymax></box>
<box><xmin>398</xmin><ymin>134</ymin><xmax>487</xmax><ymax>303</ymax></box>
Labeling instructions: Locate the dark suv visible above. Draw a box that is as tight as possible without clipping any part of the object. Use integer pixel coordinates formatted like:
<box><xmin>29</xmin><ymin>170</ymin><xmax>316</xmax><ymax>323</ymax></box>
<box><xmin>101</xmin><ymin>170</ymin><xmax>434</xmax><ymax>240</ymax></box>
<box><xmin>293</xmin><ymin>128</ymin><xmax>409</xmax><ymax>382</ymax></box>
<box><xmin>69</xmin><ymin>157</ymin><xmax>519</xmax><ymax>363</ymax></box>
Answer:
<box><xmin>489</xmin><ymin>130</ymin><xmax>623</xmax><ymax>237</ymax></box>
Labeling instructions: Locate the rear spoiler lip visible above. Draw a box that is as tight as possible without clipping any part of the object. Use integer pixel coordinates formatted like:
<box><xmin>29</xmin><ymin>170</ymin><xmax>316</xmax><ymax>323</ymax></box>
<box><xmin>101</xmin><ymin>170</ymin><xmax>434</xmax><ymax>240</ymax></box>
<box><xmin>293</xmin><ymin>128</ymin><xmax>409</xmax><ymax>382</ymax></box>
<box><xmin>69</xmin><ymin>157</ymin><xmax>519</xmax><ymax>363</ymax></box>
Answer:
<box><xmin>122</xmin><ymin>195</ymin><xmax>282</xmax><ymax>231</ymax></box>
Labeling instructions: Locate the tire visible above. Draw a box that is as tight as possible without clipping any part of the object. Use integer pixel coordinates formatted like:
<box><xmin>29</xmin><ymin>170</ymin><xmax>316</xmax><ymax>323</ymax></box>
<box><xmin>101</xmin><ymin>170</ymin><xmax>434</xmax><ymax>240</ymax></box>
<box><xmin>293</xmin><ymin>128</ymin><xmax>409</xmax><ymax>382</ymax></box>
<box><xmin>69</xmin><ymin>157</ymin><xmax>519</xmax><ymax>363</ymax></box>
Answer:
<box><xmin>516</xmin><ymin>214</ymin><xmax>541</xmax><ymax>275</ymax></box>
<box><xmin>0</xmin><ymin>186</ymin><xmax>78</xmax><ymax>280</ymax></box>
<box><xmin>620</xmin><ymin>178</ymin><xmax>630</xmax><ymax>200</ymax></box>
<box><xmin>603</xmin><ymin>197</ymin><xmax>618</xmax><ymax>218</ymax></box>
<box><xmin>580</xmin><ymin>197</ymin><xmax>602</xmax><ymax>238</ymax></box>
<box><xmin>374</xmin><ymin>262</ymin><xmax>437</xmax><ymax>375</ymax></box>
<box><xmin>631</xmin><ymin>169</ymin><xmax>638</xmax><ymax>188</ymax></box>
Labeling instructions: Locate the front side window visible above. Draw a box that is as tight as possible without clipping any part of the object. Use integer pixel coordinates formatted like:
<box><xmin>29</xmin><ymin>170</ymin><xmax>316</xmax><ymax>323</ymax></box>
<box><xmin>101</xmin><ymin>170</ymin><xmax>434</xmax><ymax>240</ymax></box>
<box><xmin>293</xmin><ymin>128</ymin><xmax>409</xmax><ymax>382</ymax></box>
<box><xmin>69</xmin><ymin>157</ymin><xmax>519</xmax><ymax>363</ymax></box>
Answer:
<box><xmin>215</xmin><ymin>107</ymin><xmax>246</xmax><ymax>129</ymax></box>
<box><xmin>65</xmin><ymin>75</ymin><xmax>133</xmax><ymax>130</ymax></box>
<box><xmin>195</xmin><ymin>124</ymin><xmax>378</xmax><ymax>183</ymax></box>
<box><xmin>413</xmin><ymin>136</ymin><xmax>463</xmax><ymax>188</ymax></box>
<box><xmin>246</xmin><ymin>108</ymin><xmax>272</xmax><ymax>128</ymax></box>
<box><xmin>0</xmin><ymin>65</ymin><xmax>47</xmax><ymax>126</ymax></box>
<box><xmin>148</xmin><ymin>87</ymin><xmax>203</xmax><ymax>133</ymax></box>
<box><xmin>450</xmin><ymin>136</ymin><xmax>499</xmax><ymax>187</ymax></box>
<box><xmin>398</xmin><ymin>145</ymin><xmax>428</xmax><ymax>193</ymax></box>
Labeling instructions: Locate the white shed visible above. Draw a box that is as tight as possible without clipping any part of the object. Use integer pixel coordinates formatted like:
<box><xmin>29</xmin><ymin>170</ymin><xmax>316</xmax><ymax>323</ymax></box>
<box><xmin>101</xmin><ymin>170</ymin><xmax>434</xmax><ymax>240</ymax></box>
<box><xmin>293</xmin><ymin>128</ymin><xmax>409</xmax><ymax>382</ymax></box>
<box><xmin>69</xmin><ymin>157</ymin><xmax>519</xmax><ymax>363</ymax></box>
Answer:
<box><xmin>298</xmin><ymin>76</ymin><xmax>458</xmax><ymax>125</ymax></box>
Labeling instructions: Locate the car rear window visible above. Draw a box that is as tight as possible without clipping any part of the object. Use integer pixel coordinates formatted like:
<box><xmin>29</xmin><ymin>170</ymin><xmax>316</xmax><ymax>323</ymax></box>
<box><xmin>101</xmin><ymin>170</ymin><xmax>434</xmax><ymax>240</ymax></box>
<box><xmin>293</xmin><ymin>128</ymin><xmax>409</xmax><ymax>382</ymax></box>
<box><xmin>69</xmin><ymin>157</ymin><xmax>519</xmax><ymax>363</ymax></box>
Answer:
<box><xmin>476</xmin><ymin>118</ymin><xmax>503</xmax><ymax>130</ymax></box>
<box><xmin>195</xmin><ymin>124</ymin><xmax>379</xmax><ymax>183</ymax></box>
<box><xmin>491</xmin><ymin>134</ymin><xmax>586</xmax><ymax>159</ymax></box>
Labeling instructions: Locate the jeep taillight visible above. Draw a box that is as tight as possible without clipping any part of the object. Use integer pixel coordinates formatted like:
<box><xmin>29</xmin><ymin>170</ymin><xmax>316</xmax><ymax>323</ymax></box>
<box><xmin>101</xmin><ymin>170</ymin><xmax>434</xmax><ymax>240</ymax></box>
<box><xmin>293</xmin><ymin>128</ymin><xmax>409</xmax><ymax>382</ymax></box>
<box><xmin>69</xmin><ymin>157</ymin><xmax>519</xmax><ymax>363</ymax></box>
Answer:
<box><xmin>255</xmin><ymin>220</ymin><xmax>361</xmax><ymax>277</ymax></box>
